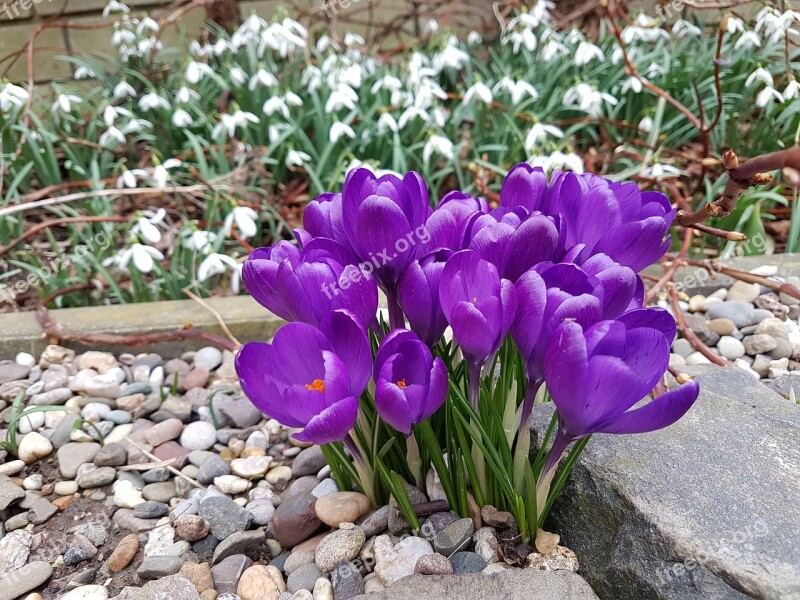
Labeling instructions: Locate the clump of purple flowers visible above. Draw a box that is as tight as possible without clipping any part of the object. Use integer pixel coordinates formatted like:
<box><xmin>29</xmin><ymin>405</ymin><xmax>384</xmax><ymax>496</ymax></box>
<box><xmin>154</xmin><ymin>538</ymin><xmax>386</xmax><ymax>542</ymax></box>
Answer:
<box><xmin>236</xmin><ymin>164</ymin><xmax>700</xmax><ymax>540</ymax></box>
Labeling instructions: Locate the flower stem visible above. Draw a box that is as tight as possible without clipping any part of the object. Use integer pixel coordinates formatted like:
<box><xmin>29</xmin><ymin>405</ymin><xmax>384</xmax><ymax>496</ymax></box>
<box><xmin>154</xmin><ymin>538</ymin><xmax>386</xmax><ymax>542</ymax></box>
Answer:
<box><xmin>535</xmin><ymin>430</ymin><xmax>571</xmax><ymax>523</ymax></box>
<box><xmin>386</xmin><ymin>286</ymin><xmax>404</xmax><ymax>330</ymax></box>
<box><xmin>468</xmin><ymin>361</ymin><xmax>482</xmax><ymax>412</ymax></box>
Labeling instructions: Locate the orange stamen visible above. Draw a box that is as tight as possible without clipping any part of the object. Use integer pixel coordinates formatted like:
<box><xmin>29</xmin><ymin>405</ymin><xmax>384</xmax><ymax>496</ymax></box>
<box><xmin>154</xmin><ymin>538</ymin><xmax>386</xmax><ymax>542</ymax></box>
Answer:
<box><xmin>305</xmin><ymin>379</ymin><xmax>325</xmax><ymax>392</ymax></box>
<box><xmin>396</xmin><ymin>379</ymin><xmax>407</xmax><ymax>389</ymax></box>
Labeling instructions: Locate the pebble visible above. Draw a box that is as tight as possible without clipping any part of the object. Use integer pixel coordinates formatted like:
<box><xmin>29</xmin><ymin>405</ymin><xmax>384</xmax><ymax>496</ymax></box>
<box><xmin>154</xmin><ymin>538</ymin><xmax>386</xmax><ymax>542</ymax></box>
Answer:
<box><xmin>194</xmin><ymin>347</ymin><xmax>223</xmax><ymax>371</ymax></box>
<box><xmin>266</xmin><ymin>466</ymin><xmax>293</xmax><ymax>484</ymax></box>
<box><xmin>215</xmin><ymin>475</ymin><xmax>252</xmax><ymax>495</ymax></box>
<box><xmin>144</xmin><ymin>418</ymin><xmax>184</xmax><ymax>446</ymax></box>
<box><xmin>133</xmin><ymin>500</ymin><xmax>170</xmax><ymax>519</ymax></box>
<box><xmin>373</xmin><ymin>535</ymin><xmax>434</xmax><ymax>586</ymax></box>
<box><xmin>0</xmin><ymin>561</ymin><xmax>53</xmax><ymax>599</ymax></box>
<box><xmin>23</xmin><ymin>473</ymin><xmax>44</xmax><ymax>490</ymax></box>
<box><xmin>287</xmin><ymin>562</ymin><xmax>324</xmax><ymax>593</ymax></box>
<box><xmin>107</xmin><ymin>534</ymin><xmax>140</xmax><ymax>572</ymax></box>
<box><xmin>212</xmin><ymin>555</ymin><xmax>253</xmax><ymax>595</ymax></box>
<box><xmin>0</xmin><ymin>475</ymin><xmax>26</xmax><ymax>510</ymax></box>
<box><xmin>113</xmin><ymin>479</ymin><xmax>146</xmax><ymax>508</ymax></box>
<box><xmin>181</xmin><ymin>421</ymin><xmax>219</xmax><ymax>451</ymax></box>
<box><xmin>415</xmin><ymin>552</ymin><xmax>454</xmax><ymax>575</ymax></box>
<box><xmin>93</xmin><ymin>443</ymin><xmax>127</xmax><ymax>467</ymax></box>
<box><xmin>433</xmin><ymin>518</ymin><xmax>474</xmax><ymax>556</ymax></box>
<box><xmin>330</xmin><ymin>561</ymin><xmax>364</xmax><ymax>599</ymax></box>
<box><xmin>273</xmin><ymin>492</ymin><xmax>323</xmax><ymax>548</ymax></box>
<box><xmin>707</xmin><ymin>318</ymin><xmax>736</xmax><ymax>336</ymax></box>
<box><xmin>314</xmin><ymin>492</ymin><xmax>370</xmax><ymax>528</ymax></box>
<box><xmin>200</xmin><ymin>496</ymin><xmax>253</xmax><ymax>540</ymax></box>
<box><xmin>238</xmin><ymin>565</ymin><xmax>286</xmax><ymax>600</ymax></box>
<box><xmin>59</xmin><ymin>585</ymin><xmax>109</xmax><ymax>600</ymax></box>
<box><xmin>717</xmin><ymin>336</ymin><xmax>746</xmax><ymax>360</ymax></box>
<box><xmin>0</xmin><ymin>460</ymin><xmax>25</xmax><ymax>476</ymax></box>
<box><xmin>18</xmin><ymin>409</ymin><xmax>45</xmax><ymax>434</ymax></box>
<box><xmin>137</xmin><ymin>555</ymin><xmax>184</xmax><ymax>579</ymax></box>
<box><xmin>17</xmin><ymin>431</ymin><xmax>53</xmax><ymax>464</ymax></box>
<box><xmin>449</xmin><ymin>551</ymin><xmax>486</xmax><ymax>573</ymax></box>
<box><xmin>231</xmin><ymin>456</ymin><xmax>272</xmax><ymax>479</ymax></box>
<box><xmin>77</xmin><ymin>466</ymin><xmax>116</xmax><ymax>489</ymax></box>
<box><xmin>180</xmin><ymin>561</ymin><xmax>215</xmax><ymax>593</ymax></box>
<box><xmin>57</xmin><ymin>443</ymin><xmax>101</xmax><ymax>479</ymax></box>
<box><xmin>315</xmin><ymin>524</ymin><xmax>366</xmax><ymax>572</ymax></box>
<box><xmin>706</xmin><ymin>301</ymin><xmax>756</xmax><ymax>329</ymax></box>
<box><xmin>0</xmin><ymin>530</ymin><xmax>32</xmax><ymax>578</ymax></box>
<box><xmin>246</xmin><ymin>499</ymin><xmax>275</xmax><ymax>526</ymax></box>
<box><xmin>743</xmin><ymin>334</ymin><xmax>777</xmax><ymax>355</ymax></box>
<box><xmin>198</xmin><ymin>454</ymin><xmax>231</xmax><ymax>484</ymax></box>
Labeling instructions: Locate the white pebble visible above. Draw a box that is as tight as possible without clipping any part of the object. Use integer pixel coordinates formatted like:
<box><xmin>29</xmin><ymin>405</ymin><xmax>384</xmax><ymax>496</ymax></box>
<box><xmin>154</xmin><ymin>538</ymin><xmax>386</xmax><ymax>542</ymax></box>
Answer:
<box><xmin>15</xmin><ymin>352</ymin><xmax>35</xmax><ymax>368</ymax></box>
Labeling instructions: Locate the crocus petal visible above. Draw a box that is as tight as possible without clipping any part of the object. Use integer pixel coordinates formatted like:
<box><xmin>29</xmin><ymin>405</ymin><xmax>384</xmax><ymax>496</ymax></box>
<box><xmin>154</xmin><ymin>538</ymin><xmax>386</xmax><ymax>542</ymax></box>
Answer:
<box><xmin>592</xmin><ymin>381</ymin><xmax>699</xmax><ymax>435</ymax></box>
<box><xmin>292</xmin><ymin>395</ymin><xmax>359</xmax><ymax>444</ymax></box>
<box><xmin>375</xmin><ymin>379</ymin><xmax>413</xmax><ymax>434</ymax></box>
<box><xmin>500</xmin><ymin>163</ymin><xmax>548</xmax><ymax>213</ymax></box>
<box><xmin>320</xmin><ymin>310</ymin><xmax>371</xmax><ymax>395</ymax></box>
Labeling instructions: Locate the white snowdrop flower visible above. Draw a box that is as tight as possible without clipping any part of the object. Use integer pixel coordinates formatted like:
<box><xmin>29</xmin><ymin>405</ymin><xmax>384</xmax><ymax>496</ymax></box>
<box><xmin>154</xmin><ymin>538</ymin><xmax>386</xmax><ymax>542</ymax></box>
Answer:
<box><xmin>103</xmin><ymin>0</ymin><xmax>129</xmax><ymax>16</ymax></box>
<box><xmin>638</xmin><ymin>116</ymin><xmax>654</xmax><ymax>133</ymax></box>
<box><xmin>673</xmin><ymin>20</ymin><xmax>701</xmax><ymax>38</ymax></box>
<box><xmin>784</xmin><ymin>80</ymin><xmax>800</xmax><ymax>100</ymax></box>
<box><xmin>112</xmin><ymin>27</ymin><xmax>136</xmax><ymax>47</ymax></box>
<box><xmin>137</xmin><ymin>17</ymin><xmax>159</xmax><ymax>35</ymax></box>
<box><xmin>425</xmin><ymin>19</ymin><xmax>439</xmax><ymax>34</ymax></box>
<box><xmin>261</xmin><ymin>19</ymin><xmax>307</xmax><ymax>57</ymax></box>
<box><xmin>468</xmin><ymin>32</ymin><xmax>483</xmax><ymax>46</ymax></box>
<box><xmin>529</xmin><ymin>151</ymin><xmax>583</xmax><ymax>174</ymax></box>
<box><xmin>103</xmin><ymin>105</ymin><xmax>131</xmax><ymax>126</ymax></box>
<box><xmin>370</xmin><ymin>76</ymin><xmax>403</xmax><ymax>95</ymax></box>
<box><xmin>329</xmin><ymin>121</ymin><xmax>356</xmax><ymax>144</ymax></box>
<box><xmin>185</xmin><ymin>230</ymin><xmax>217</xmax><ymax>254</ymax></box>
<box><xmin>398</xmin><ymin>106</ymin><xmax>430</xmax><ymax>130</ymax></box>
<box><xmin>113</xmin><ymin>81</ymin><xmax>136</xmax><ymax>100</ymax></box>
<box><xmin>621</xmin><ymin>14</ymin><xmax>669</xmax><ymax>43</ymax></box>
<box><xmin>524</xmin><ymin>123</ymin><xmax>563</xmax><ymax>150</ymax></box>
<box><xmin>325</xmin><ymin>85</ymin><xmax>358</xmax><ymax>113</ymax></box>
<box><xmin>223</xmin><ymin>206</ymin><xmax>259</xmax><ymax>239</ymax></box>
<box><xmin>212</xmin><ymin>111</ymin><xmax>259</xmax><ymax>140</ymax></box>
<box><xmin>302</xmin><ymin>65</ymin><xmax>322</xmax><ymax>92</ymax></box>
<box><xmin>574</xmin><ymin>41</ymin><xmax>604</xmax><ymax>66</ymax></box>
<box><xmin>249</xmin><ymin>68</ymin><xmax>279</xmax><ymax>90</ymax></box>
<box><xmin>757</xmin><ymin>87</ymin><xmax>783</xmax><ymax>107</ymax></box>
<box><xmin>131</xmin><ymin>208</ymin><xmax>166</xmax><ymax>244</ymax></box>
<box><xmin>212</xmin><ymin>39</ymin><xmax>230</xmax><ymax>56</ymax></box>
<box><xmin>106</xmin><ymin>243</ymin><xmax>163</xmax><ymax>273</ymax></box>
<box><xmin>121</xmin><ymin>119</ymin><xmax>151</xmax><ymax>134</ymax></box>
<box><xmin>735</xmin><ymin>32</ymin><xmax>761</xmax><ymax>50</ymax></box>
<box><xmin>423</xmin><ymin>135</ymin><xmax>454</xmax><ymax>164</ymax></box>
<box><xmin>175</xmin><ymin>86</ymin><xmax>199</xmax><ymax>104</ymax></box>
<box><xmin>645</xmin><ymin>163</ymin><xmax>682</xmax><ymax>178</ymax></box>
<box><xmin>117</xmin><ymin>169</ymin><xmax>138</xmax><ymax>189</ymax></box>
<box><xmin>229</xmin><ymin>67</ymin><xmax>247</xmax><ymax>87</ymax></box>
<box><xmin>268</xmin><ymin>123</ymin><xmax>292</xmax><ymax>145</ymax></box>
<box><xmin>286</xmin><ymin>149</ymin><xmax>311</xmax><ymax>168</ymax></box>
<box><xmin>186</xmin><ymin>61</ymin><xmax>213</xmax><ymax>85</ymax></box>
<box><xmin>725</xmin><ymin>16</ymin><xmax>745</xmax><ymax>33</ymax></box>
<box><xmin>284</xmin><ymin>92</ymin><xmax>303</xmax><ymax>107</ymax></box>
<box><xmin>344</xmin><ymin>32</ymin><xmax>365</xmax><ymax>47</ymax></box>
<box><xmin>198</xmin><ymin>253</ymin><xmax>239</xmax><ymax>282</ymax></box>
<box><xmin>377</xmin><ymin>112</ymin><xmax>398</xmax><ymax>135</ymax></box>
<box><xmin>316</xmin><ymin>35</ymin><xmax>339</xmax><ymax>53</ymax></box>
<box><xmin>563</xmin><ymin>83</ymin><xmax>618</xmax><ymax>117</ymax></box>
<box><xmin>493</xmin><ymin>77</ymin><xmax>539</xmax><ymax>105</ymax></box>
<box><xmin>138</xmin><ymin>92</ymin><xmax>170</xmax><ymax>112</ymax></box>
<box><xmin>746</xmin><ymin>67</ymin><xmax>773</xmax><ymax>88</ymax></box>
<box><xmin>621</xmin><ymin>76</ymin><xmax>644</xmax><ymax>94</ymax></box>
<box><xmin>172</xmin><ymin>108</ymin><xmax>193</xmax><ymax>127</ymax></box>
<box><xmin>74</xmin><ymin>66</ymin><xmax>95</xmax><ymax>80</ymax></box>
<box><xmin>0</xmin><ymin>82</ymin><xmax>28</xmax><ymax>112</ymax></box>
<box><xmin>646</xmin><ymin>63</ymin><xmax>666</xmax><ymax>78</ymax></box>
<box><xmin>505</xmin><ymin>29</ymin><xmax>538</xmax><ymax>54</ymax></box>
<box><xmin>431</xmin><ymin>108</ymin><xmax>447</xmax><ymax>128</ymax></box>
<box><xmin>540</xmin><ymin>39</ymin><xmax>568</xmax><ymax>62</ymax></box>
<box><xmin>99</xmin><ymin>126</ymin><xmax>125</xmax><ymax>146</ymax></box>
<box><xmin>414</xmin><ymin>79</ymin><xmax>447</xmax><ymax>110</ymax></box>
<box><xmin>463</xmin><ymin>82</ymin><xmax>493</xmax><ymax>106</ymax></box>
<box><xmin>152</xmin><ymin>166</ymin><xmax>171</xmax><ymax>188</ymax></box>
<box><xmin>433</xmin><ymin>43</ymin><xmax>470</xmax><ymax>72</ymax></box>
<box><xmin>263</xmin><ymin>96</ymin><xmax>289</xmax><ymax>118</ymax></box>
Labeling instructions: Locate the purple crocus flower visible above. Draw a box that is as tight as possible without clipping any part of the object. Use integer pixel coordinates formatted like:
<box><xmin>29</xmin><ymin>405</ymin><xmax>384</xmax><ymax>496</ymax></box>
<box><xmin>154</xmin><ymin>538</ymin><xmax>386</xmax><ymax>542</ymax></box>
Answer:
<box><xmin>243</xmin><ymin>238</ymin><xmax>378</xmax><ymax>330</ymax></box>
<box><xmin>581</xmin><ymin>254</ymin><xmax>644</xmax><ymax>318</ymax></box>
<box><xmin>551</xmin><ymin>171</ymin><xmax>675</xmax><ymax>272</ymax></box>
<box><xmin>417</xmin><ymin>191</ymin><xmax>489</xmax><ymax>255</ymax></box>
<box><xmin>542</xmin><ymin>309</ymin><xmax>699</xmax><ymax>473</ymax></box>
<box><xmin>467</xmin><ymin>209</ymin><xmax>561</xmax><ymax>281</ymax></box>
<box><xmin>397</xmin><ymin>250</ymin><xmax>452</xmax><ymax>347</ymax></box>
<box><xmin>499</xmin><ymin>163</ymin><xmax>550</xmax><ymax>214</ymax></box>
<box><xmin>439</xmin><ymin>250</ymin><xmax>517</xmax><ymax>368</ymax></box>
<box><xmin>373</xmin><ymin>329</ymin><xmax>448</xmax><ymax>435</ymax></box>
<box><xmin>304</xmin><ymin>192</ymin><xmax>348</xmax><ymax>243</ymax></box>
<box><xmin>235</xmin><ymin>310</ymin><xmax>371</xmax><ymax>445</ymax></box>
<box><xmin>341</xmin><ymin>168</ymin><xmax>432</xmax><ymax>290</ymax></box>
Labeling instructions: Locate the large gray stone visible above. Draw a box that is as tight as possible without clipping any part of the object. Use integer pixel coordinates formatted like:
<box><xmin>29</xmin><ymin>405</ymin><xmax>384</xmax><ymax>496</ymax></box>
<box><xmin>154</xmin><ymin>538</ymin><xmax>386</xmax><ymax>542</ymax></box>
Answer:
<box><xmin>352</xmin><ymin>569</ymin><xmax>597</xmax><ymax>599</ymax></box>
<box><xmin>111</xmin><ymin>575</ymin><xmax>202</xmax><ymax>600</ymax></box>
<box><xmin>533</xmin><ymin>366</ymin><xmax>800</xmax><ymax>600</ymax></box>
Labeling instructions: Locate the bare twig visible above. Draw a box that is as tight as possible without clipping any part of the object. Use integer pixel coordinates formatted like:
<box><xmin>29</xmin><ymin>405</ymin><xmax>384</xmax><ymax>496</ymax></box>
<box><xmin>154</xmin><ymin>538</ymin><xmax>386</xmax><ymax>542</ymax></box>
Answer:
<box><xmin>668</xmin><ymin>288</ymin><xmax>727</xmax><ymax>366</ymax></box>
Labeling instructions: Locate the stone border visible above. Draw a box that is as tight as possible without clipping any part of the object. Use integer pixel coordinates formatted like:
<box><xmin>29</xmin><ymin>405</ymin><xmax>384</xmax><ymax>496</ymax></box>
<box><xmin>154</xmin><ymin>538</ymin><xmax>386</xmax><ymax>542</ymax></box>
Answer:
<box><xmin>0</xmin><ymin>296</ymin><xmax>282</xmax><ymax>357</ymax></box>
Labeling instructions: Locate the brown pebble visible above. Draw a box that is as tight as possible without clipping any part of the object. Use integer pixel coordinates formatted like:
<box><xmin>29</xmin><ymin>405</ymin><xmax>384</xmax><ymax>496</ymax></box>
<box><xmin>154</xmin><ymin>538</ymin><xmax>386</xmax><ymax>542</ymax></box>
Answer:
<box><xmin>52</xmin><ymin>494</ymin><xmax>78</xmax><ymax>511</ymax></box>
<box><xmin>40</xmin><ymin>484</ymin><xmax>54</xmax><ymax>496</ymax></box>
<box><xmin>201</xmin><ymin>591</ymin><xmax>218</xmax><ymax>600</ymax></box>
<box><xmin>175</xmin><ymin>515</ymin><xmax>210</xmax><ymax>542</ymax></box>
<box><xmin>240</xmin><ymin>446</ymin><xmax>266</xmax><ymax>458</ymax></box>
<box><xmin>107</xmin><ymin>533</ymin><xmax>140</xmax><ymax>572</ymax></box>
<box><xmin>180</xmin><ymin>561</ymin><xmax>214</xmax><ymax>593</ymax></box>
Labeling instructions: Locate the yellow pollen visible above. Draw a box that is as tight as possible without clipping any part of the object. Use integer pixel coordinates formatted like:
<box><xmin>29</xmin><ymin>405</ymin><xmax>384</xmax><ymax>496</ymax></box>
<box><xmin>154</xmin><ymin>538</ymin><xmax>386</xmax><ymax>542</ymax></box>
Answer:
<box><xmin>396</xmin><ymin>379</ymin><xmax>407</xmax><ymax>389</ymax></box>
<box><xmin>305</xmin><ymin>379</ymin><xmax>325</xmax><ymax>393</ymax></box>
<box><xmin>472</xmin><ymin>297</ymin><xmax>477</xmax><ymax>303</ymax></box>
